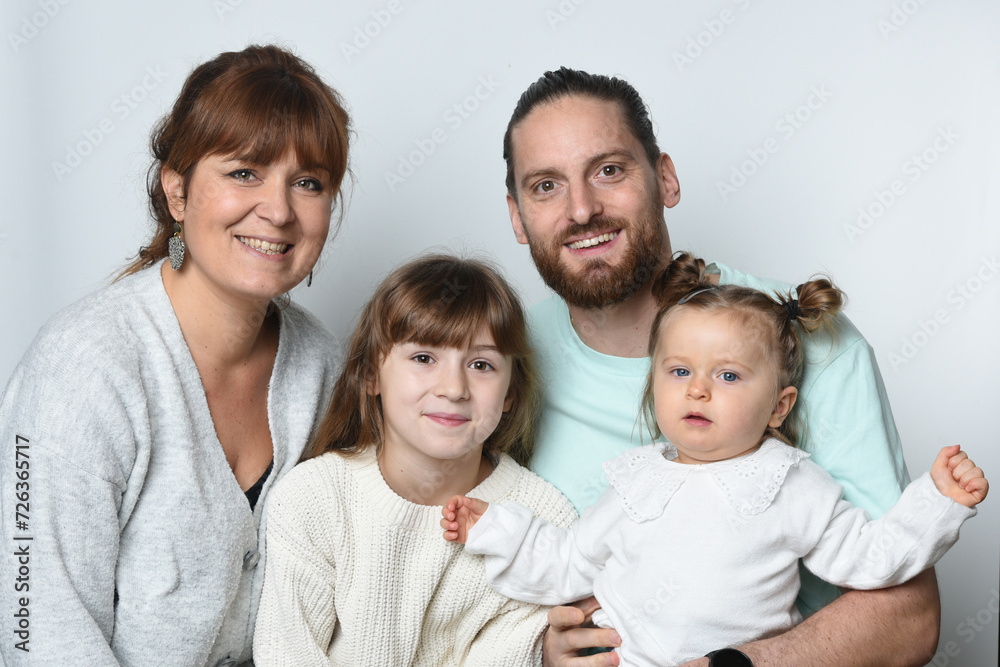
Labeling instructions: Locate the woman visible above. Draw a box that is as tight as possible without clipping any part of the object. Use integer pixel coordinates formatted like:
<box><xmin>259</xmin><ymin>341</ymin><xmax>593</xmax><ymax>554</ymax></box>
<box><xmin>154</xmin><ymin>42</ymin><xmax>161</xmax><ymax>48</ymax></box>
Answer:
<box><xmin>0</xmin><ymin>45</ymin><xmax>350</xmax><ymax>666</ymax></box>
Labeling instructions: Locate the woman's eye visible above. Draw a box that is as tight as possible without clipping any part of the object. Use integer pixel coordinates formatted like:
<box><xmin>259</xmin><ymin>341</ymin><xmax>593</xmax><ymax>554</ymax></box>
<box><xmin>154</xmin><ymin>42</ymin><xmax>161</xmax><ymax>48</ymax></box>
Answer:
<box><xmin>470</xmin><ymin>360</ymin><xmax>494</xmax><ymax>371</ymax></box>
<box><xmin>671</xmin><ymin>368</ymin><xmax>690</xmax><ymax>377</ymax></box>
<box><xmin>720</xmin><ymin>371</ymin><xmax>739</xmax><ymax>382</ymax></box>
<box><xmin>295</xmin><ymin>178</ymin><xmax>323</xmax><ymax>191</ymax></box>
<box><xmin>230</xmin><ymin>169</ymin><xmax>254</xmax><ymax>181</ymax></box>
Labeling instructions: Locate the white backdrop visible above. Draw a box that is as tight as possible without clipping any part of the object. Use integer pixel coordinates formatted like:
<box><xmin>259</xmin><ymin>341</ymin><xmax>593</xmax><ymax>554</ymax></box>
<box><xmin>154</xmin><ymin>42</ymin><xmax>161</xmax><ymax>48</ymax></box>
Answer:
<box><xmin>2</xmin><ymin>1</ymin><xmax>997</xmax><ymax>664</ymax></box>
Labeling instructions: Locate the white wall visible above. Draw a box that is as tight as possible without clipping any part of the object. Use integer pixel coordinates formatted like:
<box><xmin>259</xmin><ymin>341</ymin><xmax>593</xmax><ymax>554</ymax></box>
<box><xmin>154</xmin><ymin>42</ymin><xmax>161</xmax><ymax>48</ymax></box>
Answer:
<box><xmin>2</xmin><ymin>1</ymin><xmax>997</xmax><ymax>664</ymax></box>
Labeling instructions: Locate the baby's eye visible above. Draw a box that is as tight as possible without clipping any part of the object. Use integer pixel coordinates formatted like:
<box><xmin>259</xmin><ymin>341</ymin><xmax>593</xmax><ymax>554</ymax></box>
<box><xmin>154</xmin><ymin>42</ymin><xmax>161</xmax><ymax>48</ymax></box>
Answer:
<box><xmin>720</xmin><ymin>371</ymin><xmax>739</xmax><ymax>382</ymax></box>
<box><xmin>470</xmin><ymin>360</ymin><xmax>494</xmax><ymax>372</ymax></box>
<box><xmin>670</xmin><ymin>368</ymin><xmax>690</xmax><ymax>377</ymax></box>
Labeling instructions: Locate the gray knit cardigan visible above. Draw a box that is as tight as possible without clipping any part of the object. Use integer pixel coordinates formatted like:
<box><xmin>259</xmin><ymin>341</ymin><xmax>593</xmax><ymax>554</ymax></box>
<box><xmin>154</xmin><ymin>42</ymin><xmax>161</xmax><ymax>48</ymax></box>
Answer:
<box><xmin>0</xmin><ymin>261</ymin><xmax>339</xmax><ymax>666</ymax></box>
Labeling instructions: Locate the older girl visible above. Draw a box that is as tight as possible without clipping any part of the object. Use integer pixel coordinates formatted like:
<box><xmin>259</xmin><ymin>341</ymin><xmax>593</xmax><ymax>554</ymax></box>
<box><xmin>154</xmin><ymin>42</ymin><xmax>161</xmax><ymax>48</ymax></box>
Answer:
<box><xmin>254</xmin><ymin>255</ymin><xmax>576</xmax><ymax>666</ymax></box>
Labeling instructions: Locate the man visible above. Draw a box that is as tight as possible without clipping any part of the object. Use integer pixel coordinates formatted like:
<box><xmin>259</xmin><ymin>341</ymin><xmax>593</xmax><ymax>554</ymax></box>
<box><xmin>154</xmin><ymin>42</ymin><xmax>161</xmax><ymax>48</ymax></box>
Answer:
<box><xmin>503</xmin><ymin>67</ymin><xmax>940</xmax><ymax>666</ymax></box>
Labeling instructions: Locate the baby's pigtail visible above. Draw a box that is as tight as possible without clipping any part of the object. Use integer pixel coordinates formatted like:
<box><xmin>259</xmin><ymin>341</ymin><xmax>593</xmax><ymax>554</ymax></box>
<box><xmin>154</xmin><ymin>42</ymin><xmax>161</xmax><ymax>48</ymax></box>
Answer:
<box><xmin>782</xmin><ymin>277</ymin><xmax>845</xmax><ymax>334</ymax></box>
<box><xmin>651</xmin><ymin>252</ymin><xmax>712</xmax><ymax>308</ymax></box>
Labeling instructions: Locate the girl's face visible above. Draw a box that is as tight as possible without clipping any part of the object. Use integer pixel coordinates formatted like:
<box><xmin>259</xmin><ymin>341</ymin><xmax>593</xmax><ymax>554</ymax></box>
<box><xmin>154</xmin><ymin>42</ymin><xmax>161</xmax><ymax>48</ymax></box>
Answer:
<box><xmin>374</xmin><ymin>329</ymin><xmax>514</xmax><ymax>467</ymax></box>
<box><xmin>651</xmin><ymin>308</ymin><xmax>796</xmax><ymax>464</ymax></box>
<box><xmin>163</xmin><ymin>150</ymin><xmax>334</xmax><ymax>304</ymax></box>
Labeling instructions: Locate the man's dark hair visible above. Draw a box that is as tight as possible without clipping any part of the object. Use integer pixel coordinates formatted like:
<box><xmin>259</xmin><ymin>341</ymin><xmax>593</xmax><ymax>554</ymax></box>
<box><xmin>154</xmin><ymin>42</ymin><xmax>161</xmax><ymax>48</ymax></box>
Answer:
<box><xmin>503</xmin><ymin>66</ymin><xmax>661</xmax><ymax>198</ymax></box>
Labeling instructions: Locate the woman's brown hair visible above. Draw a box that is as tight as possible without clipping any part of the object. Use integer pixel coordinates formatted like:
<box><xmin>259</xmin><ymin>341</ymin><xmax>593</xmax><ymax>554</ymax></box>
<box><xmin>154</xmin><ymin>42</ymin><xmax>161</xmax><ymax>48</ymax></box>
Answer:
<box><xmin>307</xmin><ymin>254</ymin><xmax>541</xmax><ymax>467</ymax></box>
<box><xmin>641</xmin><ymin>252</ymin><xmax>845</xmax><ymax>447</ymax></box>
<box><xmin>120</xmin><ymin>44</ymin><xmax>351</xmax><ymax>278</ymax></box>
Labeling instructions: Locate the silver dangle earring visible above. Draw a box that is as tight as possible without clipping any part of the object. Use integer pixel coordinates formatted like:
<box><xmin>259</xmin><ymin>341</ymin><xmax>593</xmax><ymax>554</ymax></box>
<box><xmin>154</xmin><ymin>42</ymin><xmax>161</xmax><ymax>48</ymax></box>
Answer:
<box><xmin>307</xmin><ymin>271</ymin><xmax>313</xmax><ymax>287</ymax></box>
<box><xmin>168</xmin><ymin>222</ymin><xmax>185</xmax><ymax>271</ymax></box>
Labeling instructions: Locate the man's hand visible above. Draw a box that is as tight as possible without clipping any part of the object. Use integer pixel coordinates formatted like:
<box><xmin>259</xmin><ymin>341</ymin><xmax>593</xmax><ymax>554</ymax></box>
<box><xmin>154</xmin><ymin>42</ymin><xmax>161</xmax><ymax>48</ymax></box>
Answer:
<box><xmin>441</xmin><ymin>495</ymin><xmax>489</xmax><ymax>543</ymax></box>
<box><xmin>542</xmin><ymin>596</ymin><xmax>621</xmax><ymax>667</ymax></box>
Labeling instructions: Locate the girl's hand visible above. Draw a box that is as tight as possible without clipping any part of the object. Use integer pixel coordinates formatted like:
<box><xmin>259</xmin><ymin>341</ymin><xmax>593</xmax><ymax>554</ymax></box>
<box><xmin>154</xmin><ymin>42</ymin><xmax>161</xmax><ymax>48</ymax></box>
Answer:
<box><xmin>441</xmin><ymin>495</ymin><xmax>490</xmax><ymax>543</ymax></box>
<box><xmin>931</xmin><ymin>445</ymin><xmax>989</xmax><ymax>508</ymax></box>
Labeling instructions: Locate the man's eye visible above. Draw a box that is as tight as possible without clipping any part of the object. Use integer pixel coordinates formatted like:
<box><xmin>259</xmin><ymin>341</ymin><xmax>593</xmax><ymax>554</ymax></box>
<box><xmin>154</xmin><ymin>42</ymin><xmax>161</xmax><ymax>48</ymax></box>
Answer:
<box><xmin>601</xmin><ymin>165</ymin><xmax>620</xmax><ymax>177</ymax></box>
<box><xmin>537</xmin><ymin>180</ymin><xmax>555</xmax><ymax>193</ymax></box>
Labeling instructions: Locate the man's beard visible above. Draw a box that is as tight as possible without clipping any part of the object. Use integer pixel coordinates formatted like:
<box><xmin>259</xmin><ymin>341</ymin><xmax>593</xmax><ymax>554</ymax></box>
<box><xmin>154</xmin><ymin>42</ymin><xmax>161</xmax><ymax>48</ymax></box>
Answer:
<box><xmin>526</xmin><ymin>211</ymin><xmax>666</xmax><ymax>310</ymax></box>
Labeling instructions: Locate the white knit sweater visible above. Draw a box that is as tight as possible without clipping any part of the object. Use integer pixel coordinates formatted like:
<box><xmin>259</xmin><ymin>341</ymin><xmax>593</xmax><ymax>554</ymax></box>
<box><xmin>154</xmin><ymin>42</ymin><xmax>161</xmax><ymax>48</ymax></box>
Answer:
<box><xmin>253</xmin><ymin>447</ymin><xmax>577</xmax><ymax>666</ymax></box>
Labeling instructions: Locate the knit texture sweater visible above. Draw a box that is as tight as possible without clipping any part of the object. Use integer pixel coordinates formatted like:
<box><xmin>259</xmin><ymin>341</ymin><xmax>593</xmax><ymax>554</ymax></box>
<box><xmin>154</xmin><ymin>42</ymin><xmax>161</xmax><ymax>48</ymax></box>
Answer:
<box><xmin>0</xmin><ymin>261</ymin><xmax>339</xmax><ymax>666</ymax></box>
<box><xmin>253</xmin><ymin>447</ymin><xmax>578</xmax><ymax>666</ymax></box>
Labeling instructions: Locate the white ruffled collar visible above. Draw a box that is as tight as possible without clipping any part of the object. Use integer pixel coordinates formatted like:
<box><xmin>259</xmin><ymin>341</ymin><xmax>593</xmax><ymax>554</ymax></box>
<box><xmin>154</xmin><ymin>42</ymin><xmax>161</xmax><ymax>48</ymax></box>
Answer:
<box><xmin>602</xmin><ymin>438</ymin><xmax>810</xmax><ymax>523</ymax></box>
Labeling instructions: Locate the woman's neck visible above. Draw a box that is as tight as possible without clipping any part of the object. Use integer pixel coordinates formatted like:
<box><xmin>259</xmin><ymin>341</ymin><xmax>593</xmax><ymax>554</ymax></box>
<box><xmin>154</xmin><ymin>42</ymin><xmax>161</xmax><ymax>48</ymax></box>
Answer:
<box><xmin>377</xmin><ymin>443</ymin><xmax>493</xmax><ymax>506</ymax></box>
<box><xmin>160</xmin><ymin>261</ymin><xmax>276</xmax><ymax>370</ymax></box>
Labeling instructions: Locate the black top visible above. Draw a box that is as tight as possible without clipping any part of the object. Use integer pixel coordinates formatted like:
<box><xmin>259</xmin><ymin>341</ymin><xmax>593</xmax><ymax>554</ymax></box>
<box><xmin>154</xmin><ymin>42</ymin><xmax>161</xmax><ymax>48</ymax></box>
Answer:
<box><xmin>244</xmin><ymin>459</ymin><xmax>273</xmax><ymax>510</ymax></box>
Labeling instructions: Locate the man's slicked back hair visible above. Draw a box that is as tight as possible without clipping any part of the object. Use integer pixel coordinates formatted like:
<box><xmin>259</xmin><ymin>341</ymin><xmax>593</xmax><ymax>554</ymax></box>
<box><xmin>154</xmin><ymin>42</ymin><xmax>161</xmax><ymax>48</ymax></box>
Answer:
<box><xmin>503</xmin><ymin>66</ymin><xmax>661</xmax><ymax>198</ymax></box>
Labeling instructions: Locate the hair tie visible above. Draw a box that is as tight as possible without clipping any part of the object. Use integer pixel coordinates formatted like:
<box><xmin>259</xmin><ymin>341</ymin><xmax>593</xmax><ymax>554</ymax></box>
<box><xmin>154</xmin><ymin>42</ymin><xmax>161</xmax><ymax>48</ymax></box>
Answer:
<box><xmin>677</xmin><ymin>286</ymin><xmax>716</xmax><ymax>305</ymax></box>
<box><xmin>784</xmin><ymin>299</ymin><xmax>801</xmax><ymax>320</ymax></box>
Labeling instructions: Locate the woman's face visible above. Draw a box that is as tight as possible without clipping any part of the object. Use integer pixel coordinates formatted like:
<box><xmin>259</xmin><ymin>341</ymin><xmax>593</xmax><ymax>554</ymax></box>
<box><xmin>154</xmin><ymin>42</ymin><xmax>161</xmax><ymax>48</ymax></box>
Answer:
<box><xmin>163</xmin><ymin>150</ymin><xmax>334</xmax><ymax>303</ymax></box>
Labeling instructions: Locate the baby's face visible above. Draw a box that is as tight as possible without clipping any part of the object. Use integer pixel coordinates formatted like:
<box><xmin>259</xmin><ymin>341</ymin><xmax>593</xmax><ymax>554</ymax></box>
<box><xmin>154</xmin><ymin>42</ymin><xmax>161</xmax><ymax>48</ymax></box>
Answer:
<box><xmin>651</xmin><ymin>308</ymin><xmax>793</xmax><ymax>464</ymax></box>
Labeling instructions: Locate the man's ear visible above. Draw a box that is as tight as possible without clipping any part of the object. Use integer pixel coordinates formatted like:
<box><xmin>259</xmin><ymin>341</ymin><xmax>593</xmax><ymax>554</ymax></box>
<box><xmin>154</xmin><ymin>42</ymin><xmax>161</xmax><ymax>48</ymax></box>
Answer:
<box><xmin>656</xmin><ymin>153</ymin><xmax>681</xmax><ymax>209</ymax></box>
<box><xmin>507</xmin><ymin>193</ymin><xmax>529</xmax><ymax>245</ymax></box>
<box><xmin>768</xmin><ymin>386</ymin><xmax>798</xmax><ymax>428</ymax></box>
<box><xmin>161</xmin><ymin>167</ymin><xmax>187</xmax><ymax>221</ymax></box>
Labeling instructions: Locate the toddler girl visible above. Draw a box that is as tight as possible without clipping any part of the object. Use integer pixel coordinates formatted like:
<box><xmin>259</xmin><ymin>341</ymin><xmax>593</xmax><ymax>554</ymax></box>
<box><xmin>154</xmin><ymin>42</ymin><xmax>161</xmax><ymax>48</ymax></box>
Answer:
<box><xmin>254</xmin><ymin>255</ymin><xmax>576</xmax><ymax>665</ymax></box>
<box><xmin>441</xmin><ymin>253</ymin><xmax>988</xmax><ymax>667</ymax></box>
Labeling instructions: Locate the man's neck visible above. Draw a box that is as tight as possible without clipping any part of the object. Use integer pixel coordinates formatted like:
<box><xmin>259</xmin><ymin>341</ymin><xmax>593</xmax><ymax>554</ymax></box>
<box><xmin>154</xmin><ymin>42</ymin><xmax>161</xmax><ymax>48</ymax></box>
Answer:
<box><xmin>566</xmin><ymin>284</ymin><xmax>659</xmax><ymax>358</ymax></box>
<box><xmin>565</xmin><ymin>271</ymin><xmax>721</xmax><ymax>359</ymax></box>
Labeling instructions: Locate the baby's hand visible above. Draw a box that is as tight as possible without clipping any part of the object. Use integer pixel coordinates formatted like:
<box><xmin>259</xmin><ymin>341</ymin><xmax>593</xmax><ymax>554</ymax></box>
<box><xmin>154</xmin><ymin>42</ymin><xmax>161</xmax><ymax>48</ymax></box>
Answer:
<box><xmin>931</xmin><ymin>445</ymin><xmax>989</xmax><ymax>508</ymax></box>
<box><xmin>441</xmin><ymin>495</ymin><xmax>490</xmax><ymax>544</ymax></box>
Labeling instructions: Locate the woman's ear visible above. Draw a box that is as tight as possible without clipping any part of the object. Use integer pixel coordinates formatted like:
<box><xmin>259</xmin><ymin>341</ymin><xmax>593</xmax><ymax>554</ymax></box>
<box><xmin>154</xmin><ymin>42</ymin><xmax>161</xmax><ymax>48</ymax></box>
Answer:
<box><xmin>161</xmin><ymin>167</ymin><xmax>186</xmax><ymax>221</ymax></box>
<box><xmin>768</xmin><ymin>386</ymin><xmax>798</xmax><ymax>428</ymax></box>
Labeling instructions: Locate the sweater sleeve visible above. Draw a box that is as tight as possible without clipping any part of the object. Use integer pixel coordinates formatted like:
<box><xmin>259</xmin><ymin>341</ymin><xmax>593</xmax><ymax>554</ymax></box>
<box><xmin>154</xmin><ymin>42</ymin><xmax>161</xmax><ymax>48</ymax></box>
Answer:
<box><xmin>802</xmin><ymin>473</ymin><xmax>975</xmax><ymax>589</ymax></box>
<box><xmin>253</xmin><ymin>473</ymin><xmax>339</xmax><ymax>667</ymax></box>
<box><xmin>465</xmin><ymin>487</ymin><xmax>618</xmax><ymax>606</ymax></box>
<box><xmin>463</xmin><ymin>597</ymin><xmax>548</xmax><ymax>667</ymax></box>
<box><xmin>0</xmin><ymin>345</ymin><xmax>134</xmax><ymax>666</ymax></box>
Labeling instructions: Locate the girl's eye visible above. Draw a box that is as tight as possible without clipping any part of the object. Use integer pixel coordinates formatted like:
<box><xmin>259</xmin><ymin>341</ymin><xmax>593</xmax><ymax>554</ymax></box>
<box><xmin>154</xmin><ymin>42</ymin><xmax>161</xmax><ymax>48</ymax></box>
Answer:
<box><xmin>720</xmin><ymin>371</ymin><xmax>739</xmax><ymax>382</ymax></box>
<box><xmin>671</xmin><ymin>368</ymin><xmax>690</xmax><ymax>377</ymax></box>
<box><xmin>470</xmin><ymin>360</ymin><xmax>494</xmax><ymax>372</ymax></box>
<box><xmin>412</xmin><ymin>354</ymin><xmax>433</xmax><ymax>364</ymax></box>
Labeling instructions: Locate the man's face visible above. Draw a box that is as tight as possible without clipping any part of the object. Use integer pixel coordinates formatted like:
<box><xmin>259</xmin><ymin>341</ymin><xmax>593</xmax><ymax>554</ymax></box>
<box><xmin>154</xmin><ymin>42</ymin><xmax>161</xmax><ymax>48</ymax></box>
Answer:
<box><xmin>506</xmin><ymin>95</ymin><xmax>680</xmax><ymax>309</ymax></box>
